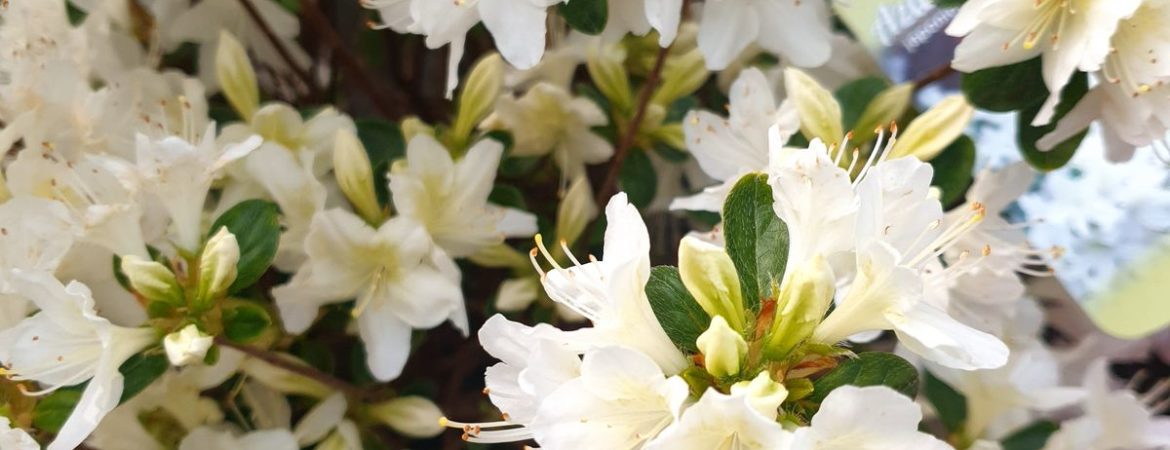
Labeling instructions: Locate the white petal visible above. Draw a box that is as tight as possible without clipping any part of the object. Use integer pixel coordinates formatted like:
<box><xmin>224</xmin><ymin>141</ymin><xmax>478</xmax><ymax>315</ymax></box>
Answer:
<box><xmin>478</xmin><ymin>0</ymin><xmax>548</xmax><ymax>69</ymax></box>
<box><xmin>358</xmin><ymin>309</ymin><xmax>413</xmax><ymax>381</ymax></box>
<box><xmin>697</xmin><ymin>0</ymin><xmax>760</xmax><ymax>70</ymax></box>
<box><xmin>893</xmin><ymin>302</ymin><xmax>1010</xmax><ymax>370</ymax></box>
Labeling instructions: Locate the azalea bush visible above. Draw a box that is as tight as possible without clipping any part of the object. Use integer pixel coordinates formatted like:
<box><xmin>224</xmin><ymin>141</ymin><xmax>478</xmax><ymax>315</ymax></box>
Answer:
<box><xmin>1</xmin><ymin>0</ymin><xmax>1169</xmax><ymax>449</ymax></box>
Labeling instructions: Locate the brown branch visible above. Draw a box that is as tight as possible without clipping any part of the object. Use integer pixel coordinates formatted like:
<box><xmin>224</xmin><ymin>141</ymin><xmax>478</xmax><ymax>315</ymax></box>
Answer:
<box><xmin>300</xmin><ymin>0</ymin><xmax>408</xmax><ymax>120</ymax></box>
<box><xmin>593</xmin><ymin>44</ymin><xmax>672</xmax><ymax>208</ymax></box>
<box><xmin>214</xmin><ymin>336</ymin><xmax>367</xmax><ymax>399</ymax></box>
<box><xmin>235</xmin><ymin>0</ymin><xmax>321</xmax><ymax>99</ymax></box>
<box><xmin>914</xmin><ymin>63</ymin><xmax>957</xmax><ymax>90</ymax></box>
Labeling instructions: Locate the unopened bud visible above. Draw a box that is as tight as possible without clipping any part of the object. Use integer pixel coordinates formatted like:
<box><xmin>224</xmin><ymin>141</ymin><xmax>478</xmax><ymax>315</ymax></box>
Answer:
<box><xmin>889</xmin><ymin>95</ymin><xmax>974</xmax><ymax>161</ymax></box>
<box><xmin>369</xmin><ymin>396</ymin><xmax>445</xmax><ymax>439</ymax></box>
<box><xmin>851</xmin><ymin>83</ymin><xmax>913</xmax><ymax>144</ymax></box>
<box><xmin>652</xmin><ymin>48</ymin><xmax>707</xmax><ymax>106</ymax></box>
<box><xmin>164</xmin><ymin>324</ymin><xmax>214</xmax><ymax>366</ymax></box>
<box><xmin>333</xmin><ymin>130</ymin><xmax>384</xmax><ymax>225</ymax></box>
<box><xmin>400</xmin><ymin>117</ymin><xmax>435</xmax><ymax>143</ymax></box>
<box><xmin>586</xmin><ymin>44</ymin><xmax>633</xmax><ymax>113</ymax></box>
<box><xmin>197</xmin><ymin>227</ymin><xmax>239</xmax><ymax>306</ymax></box>
<box><xmin>696</xmin><ymin>315</ymin><xmax>747</xmax><ymax>378</ymax></box>
<box><xmin>121</xmin><ymin>255</ymin><xmax>182</xmax><ymax>304</ymax></box>
<box><xmin>679</xmin><ymin>236</ymin><xmax>746</xmax><ymax>331</ymax></box>
<box><xmin>784</xmin><ymin>68</ymin><xmax>843</xmax><ymax>146</ymax></box>
<box><xmin>730</xmin><ymin>371</ymin><xmax>789</xmax><ymax>419</ymax></box>
<box><xmin>555</xmin><ymin>176</ymin><xmax>597</xmax><ymax>247</ymax></box>
<box><xmin>215</xmin><ymin>30</ymin><xmax>259</xmax><ymax>120</ymax></box>
<box><xmin>762</xmin><ymin>256</ymin><xmax>835</xmax><ymax>360</ymax></box>
<box><xmin>452</xmin><ymin>54</ymin><xmax>504</xmax><ymax>148</ymax></box>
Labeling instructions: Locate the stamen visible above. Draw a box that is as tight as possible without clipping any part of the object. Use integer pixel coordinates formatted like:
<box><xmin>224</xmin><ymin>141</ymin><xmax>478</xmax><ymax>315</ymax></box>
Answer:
<box><xmin>533</xmin><ymin>234</ymin><xmax>563</xmax><ymax>270</ymax></box>
<box><xmin>559</xmin><ymin>240</ymin><xmax>582</xmax><ymax>266</ymax></box>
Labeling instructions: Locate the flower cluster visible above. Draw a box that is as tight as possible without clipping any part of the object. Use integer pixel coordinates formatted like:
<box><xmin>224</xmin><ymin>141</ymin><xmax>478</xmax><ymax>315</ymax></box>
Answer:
<box><xmin>0</xmin><ymin>0</ymin><xmax>1167</xmax><ymax>449</ymax></box>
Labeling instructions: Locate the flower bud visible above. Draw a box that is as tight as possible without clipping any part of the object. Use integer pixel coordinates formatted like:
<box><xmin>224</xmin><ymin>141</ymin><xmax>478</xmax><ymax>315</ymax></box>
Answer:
<box><xmin>250</xmin><ymin>103</ymin><xmax>303</xmax><ymax>149</ymax></box>
<box><xmin>197</xmin><ymin>227</ymin><xmax>239</xmax><ymax>306</ymax></box>
<box><xmin>851</xmin><ymin>83</ymin><xmax>913</xmax><ymax>144</ymax></box>
<box><xmin>730</xmin><ymin>371</ymin><xmax>789</xmax><ymax>419</ymax></box>
<box><xmin>679</xmin><ymin>236</ymin><xmax>746</xmax><ymax>331</ymax></box>
<box><xmin>555</xmin><ymin>176</ymin><xmax>597</xmax><ymax>248</ymax></box>
<box><xmin>452</xmin><ymin>54</ymin><xmax>504</xmax><ymax>147</ymax></box>
<box><xmin>400</xmin><ymin>117</ymin><xmax>435</xmax><ymax>143</ymax></box>
<box><xmin>215</xmin><ymin>30</ymin><xmax>259</xmax><ymax>120</ymax></box>
<box><xmin>164</xmin><ymin>324</ymin><xmax>214</xmax><ymax>366</ymax></box>
<box><xmin>653</xmin><ymin>48</ymin><xmax>707</xmax><ymax>107</ymax></box>
<box><xmin>762</xmin><ymin>256</ymin><xmax>836</xmax><ymax>360</ymax></box>
<box><xmin>889</xmin><ymin>95</ymin><xmax>974</xmax><ymax>161</ymax></box>
<box><xmin>696</xmin><ymin>315</ymin><xmax>747</xmax><ymax>378</ymax></box>
<box><xmin>240</xmin><ymin>355</ymin><xmax>332</xmax><ymax>399</ymax></box>
<box><xmin>369</xmin><ymin>396</ymin><xmax>445</xmax><ymax>439</ymax></box>
<box><xmin>333</xmin><ymin>130</ymin><xmax>384</xmax><ymax>225</ymax></box>
<box><xmin>784</xmin><ymin>68</ymin><xmax>843</xmax><ymax>146</ymax></box>
<box><xmin>586</xmin><ymin>44</ymin><xmax>633</xmax><ymax>113</ymax></box>
<box><xmin>467</xmin><ymin>243</ymin><xmax>531</xmax><ymax>270</ymax></box>
<box><xmin>120</xmin><ymin>255</ymin><xmax>182</xmax><ymax>304</ymax></box>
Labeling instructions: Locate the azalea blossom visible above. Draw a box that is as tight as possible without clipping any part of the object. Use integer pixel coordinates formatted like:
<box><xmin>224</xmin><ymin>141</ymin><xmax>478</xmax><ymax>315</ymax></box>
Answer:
<box><xmin>1043</xmin><ymin>359</ymin><xmax>1170</xmax><ymax>450</ymax></box>
<box><xmin>389</xmin><ymin>135</ymin><xmax>538</xmax><ymax>258</ymax></box>
<box><xmin>0</xmin><ymin>417</ymin><xmax>37</xmax><ymax>450</ymax></box>
<box><xmin>789</xmin><ymin>386</ymin><xmax>952</xmax><ymax>450</ymax></box>
<box><xmin>272</xmin><ymin>209</ymin><xmax>466</xmax><ymax>381</ymax></box>
<box><xmin>697</xmin><ymin>0</ymin><xmax>834</xmax><ymax>70</ymax></box>
<box><xmin>946</xmin><ymin>0</ymin><xmax>1142</xmax><ymax>125</ymax></box>
<box><xmin>0</xmin><ymin>271</ymin><xmax>157</xmax><ymax>450</ymax></box>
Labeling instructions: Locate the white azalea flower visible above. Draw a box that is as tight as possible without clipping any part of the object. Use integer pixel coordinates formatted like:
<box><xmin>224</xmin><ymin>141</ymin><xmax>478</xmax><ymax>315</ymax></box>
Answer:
<box><xmin>789</xmin><ymin>385</ymin><xmax>952</xmax><ymax>450</ymax></box>
<box><xmin>272</xmin><ymin>209</ymin><xmax>465</xmax><ymax>381</ymax></box>
<box><xmin>0</xmin><ymin>198</ymin><xmax>76</xmax><ymax>330</ymax></box>
<box><xmin>389</xmin><ymin>135</ymin><xmax>538</xmax><ymax>258</ymax></box>
<box><xmin>531</xmin><ymin>193</ymin><xmax>689</xmax><ymax>374</ymax></box>
<box><xmin>646</xmin><ymin>388</ymin><xmax>793</xmax><ymax>450</ymax></box>
<box><xmin>672</xmin><ymin>67</ymin><xmax>799</xmax><ymax>212</ymax></box>
<box><xmin>528</xmin><ymin>345</ymin><xmax>689</xmax><ymax>449</ymax></box>
<box><xmin>946</xmin><ymin>0</ymin><xmax>1142</xmax><ymax>125</ymax></box>
<box><xmin>697</xmin><ymin>0</ymin><xmax>833</xmax><ymax>70</ymax></box>
<box><xmin>1043</xmin><ymin>359</ymin><xmax>1170</xmax><ymax>450</ymax></box>
<box><xmin>6</xmin><ymin>147</ymin><xmax>148</xmax><ymax>258</ymax></box>
<box><xmin>167</xmin><ymin>0</ymin><xmax>309</xmax><ymax>92</ymax></box>
<box><xmin>487</xmin><ymin>82</ymin><xmax>613</xmax><ymax>182</ymax></box>
<box><xmin>603</xmin><ymin>0</ymin><xmax>683</xmax><ymax>46</ymax></box>
<box><xmin>0</xmin><ymin>417</ymin><xmax>37</xmax><ymax>450</ymax></box>
<box><xmin>0</xmin><ymin>271</ymin><xmax>156</xmax><ymax>450</ymax></box>
<box><xmin>177</xmin><ymin>426</ymin><xmax>298</xmax><ymax>450</ymax></box>
<box><xmin>365</xmin><ymin>0</ymin><xmax>565</xmax><ymax>96</ymax></box>
<box><xmin>134</xmin><ymin>124</ymin><xmax>261</xmax><ymax>251</ymax></box>
<box><xmin>1038</xmin><ymin>80</ymin><xmax>1170</xmax><ymax>162</ymax></box>
<box><xmin>477</xmin><ymin>314</ymin><xmax>582</xmax><ymax>424</ymax></box>
<box><xmin>765</xmin><ymin>140</ymin><xmax>1008</xmax><ymax>370</ymax></box>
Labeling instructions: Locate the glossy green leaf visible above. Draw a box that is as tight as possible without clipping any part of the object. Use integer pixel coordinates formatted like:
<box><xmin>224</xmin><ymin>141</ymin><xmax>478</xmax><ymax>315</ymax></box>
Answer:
<box><xmin>961</xmin><ymin>58</ymin><xmax>1045</xmax><ymax>112</ymax></box>
<box><xmin>834</xmin><ymin>76</ymin><xmax>889</xmax><ymax>130</ymax></box>
<box><xmin>1017</xmin><ymin>72</ymin><xmax>1089</xmax><ymax>171</ymax></box>
<box><xmin>929</xmin><ymin>135</ymin><xmax>976</xmax><ymax>208</ymax></box>
<box><xmin>223</xmin><ymin>303</ymin><xmax>273</xmax><ymax>343</ymax></box>
<box><xmin>1001</xmin><ymin>421</ymin><xmax>1060</xmax><ymax>450</ymax></box>
<box><xmin>645</xmin><ymin>266</ymin><xmax>711</xmax><ymax>353</ymax></box>
<box><xmin>558</xmin><ymin>0</ymin><xmax>608</xmax><ymax>35</ymax></box>
<box><xmin>619</xmin><ymin>149</ymin><xmax>658</xmax><ymax>208</ymax></box>
<box><xmin>810</xmin><ymin>352</ymin><xmax>919</xmax><ymax>403</ymax></box>
<box><xmin>208</xmin><ymin>200</ymin><xmax>281</xmax><ymax>294</ymax></box>
<box><xmin>119</xmin><ymin>353</ymin><xmax>169</xmax><ymax>403</ymax></box>
<box><xmin>722</xmin><ymin>173</ymin><xmax>789</xmax><ymax>312</ymax></box>
<box><xmin>924</xmin><ymin>370</ymin><xmax>968</xmax><ymax>433</ymax></box>
<box><xmin>33</xmin><ymin>387</ymin><xmax>82</xmax><ymax>434</ymax></box>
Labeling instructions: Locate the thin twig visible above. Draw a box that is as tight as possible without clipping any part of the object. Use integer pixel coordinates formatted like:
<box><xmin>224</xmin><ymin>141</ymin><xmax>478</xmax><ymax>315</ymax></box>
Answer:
<box><xmin>914</xmin><ymin>63</ymin><xmax>957</xmax><ymax>90</ymax></box>
<box><xmin>234</xmin><ymin>0</ymin><xmax>321</xmax><ymax>98</ymax></box>
<box><xmin>214</xmin><ymin>336</ymin><xmax>366</xmax><ymax>398</ymax></box>
<box><xmin>593</xmin><ymin>44</ymin><xmax>672</xmax><ymax>208</ymax></box>
<box><xmin>300</xmin><ymin>0</ymin><xmax>408</xmax><ymax>119</ymax></box>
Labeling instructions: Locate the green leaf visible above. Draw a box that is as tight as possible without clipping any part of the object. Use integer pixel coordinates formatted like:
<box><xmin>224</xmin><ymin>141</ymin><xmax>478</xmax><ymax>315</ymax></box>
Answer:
<box><xmin>924</xmin><ymin>370</ymin><xmax>968</xmax><ymax>433</ymax></box>
<box><xmin>33</xmin><ymin>387</ymin><xmax>83</xmax><ymax>434</ymax></box>
<box><xmin>489</xmin><ymin>185</ymin><xmax>527</xmax><ymax>210</ymax></box>
<box><xmin>557</xmin><ymin>0</ymin><xmax>608</xmax><ymax>35</ymax></box>
<box><xmin>223</xmin><ymin>303</ymin><xmax>273</xmax><ymax>343</ymax></box>
<box><xmin>1001</xmin><ymin>421</ymin><xmax>1060</xmax><ymax>450</ymax></box>
<box><xmin>809</xmin><ymin>352</ymin><xmax>919</xmax><ymax>403</ymax></box>
<box><xmin>1017</xmin><ymin>72</ymin><xmax>1089</xmax><ymax>171</ymax></box>
<box><xmin>933</xmin><ymin>0</ymin><xmax>968</xmax><ymax>7</ymax></box>
<box><xmin>619</xmin><ymin>149</ymin><xmax>658</xmax><ymax>208</ymax></box>
<box><xmin>961</xmin><ymin>58</ymin><xmax>1046</xmax><ymax>112</ymax></box>
<box><xmin>120</xmin><ymin>353</ymin><xmax>169</xmax><ymax>403</ymax></box>
<box><xmin>209</xmin><ymin>200</ymin><xmax>281</xmax><ymax>294</ymax></box>
<box><xmin>722</xmin><ymin>173</ymin><xmax>789</xmax><ymax>312</ymax></box>
<box><xmin>645</xmin><ymin>266</ymin><xmax>711</xmax><ymax>353</ymax></box>
<box><xmin>834</xmin><ymin>77</ymin><xmax>889</xmax><ymax>130</ymax></box>
<box><xmin>929</xmin><ymin>135</ymin><xmax>976</xmax><ymax>208</ymax></box>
